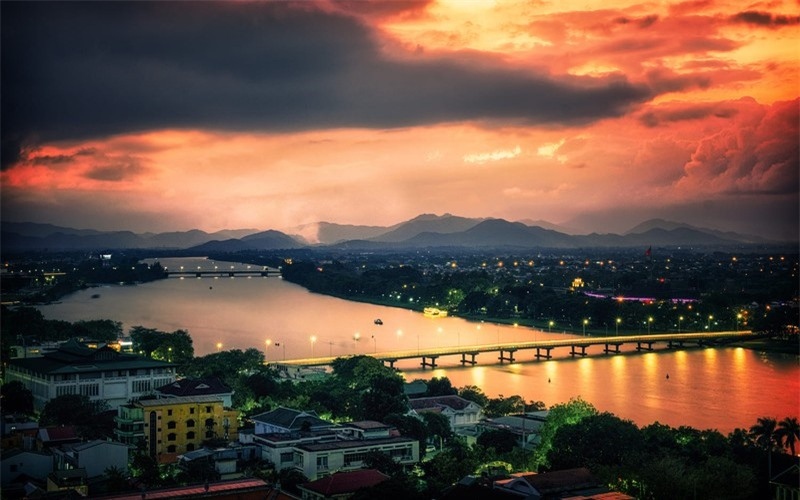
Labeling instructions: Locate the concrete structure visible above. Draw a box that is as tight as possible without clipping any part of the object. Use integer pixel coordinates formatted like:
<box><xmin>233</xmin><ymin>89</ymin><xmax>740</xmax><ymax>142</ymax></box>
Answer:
<box><xmin>1</xmin><ymin>449</ymin><xmax>53</xmax><ymax>485</ymax></box>
<box><xmin>5</xmin><ymin>338</ymin><xmax>176</xmax><ymax>410</ymax></box>
<box><xmin>298</xmin><ymin>469</ymin><xmax>389</xmax><ymax>499</ymax></box>
<box><xmin>479</xmin><ymin>411</ymin><xmax>549</xmax><ymax>449</ymax></box>
<box><xmin>251</xmin><ymin>407</ymin><xmax>335</xmax><ymax>435</ymax></box>
<box><xmin>409</xmin><ymin>395</ymin><xmax>483</xmax><ymax>431</ymax></box>
<box><xmin>114</xmin><ymin>403</ymin><xmax>145</xmax><ymax>446</ymax></box>
<box><xmin>156</xmin><ymin>376</ymin><xmax>234</xmax><ymax>408</ymax></box>
<box><xmin>52</xmin><ymin>439</ymin><xmax>129</xmax><ymax>478</ymax></box>
<box><xmin>136</xmin><ymin>395</ymin><xmax>239</xmax><ymax>464</ymax></box>
<box><xmin>246</xmin><ymin>417</ymin><xmax>419</xmax><ymax>481</ymax></box>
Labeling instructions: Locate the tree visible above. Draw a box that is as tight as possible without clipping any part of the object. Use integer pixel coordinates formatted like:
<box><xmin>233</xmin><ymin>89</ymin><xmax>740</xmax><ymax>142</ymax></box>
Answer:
<box><xmin>362</xmin><ymin>449</ymin><xmax>405</xmax><ymax>478</ymax></box>
<box><xmin>484</xmin><ymin>394</ymin><xmax>525</xmax><ymax>417</ymax></box>
<box><xmin>533</xmin><ymin>397</ymin><xmax>597</xmax><ymax>469</ymax></box>
<box><xmin>73</xmin><ymin>319</ymin><xmax>123</xmax><ymax>341</ymax></box>
<box><xmin>39</xmin><ymin>394</ymin><xmax>103</xmax><ymax>426</ymax></box>
<box><xmin>425</xmin><ymin>377</ymin><xmax>457</xmax><ymax>396</ymax></box>
<box><xmin>457</xmin><ymin>385</ymin><xmax>489</xmax><ymax>407</ymax></box>
<box><xmin>361</xmin><ymin>372</ymin><xmax>408</xmax><ymax>421</ymax></box>
<box><xmin>547</xmin><ymin>412</ymin><xmax>643</xmax><ymax>471</ymax></box>
<box><xmin>477</xmin><ymin>429</ymin><xmax>518</xmax><ymax>454</ymax></box>
<box><xmin>777</xmin><ymin>416</ymin><xmax>800</xmax><ymax>456</ymax></box>
<box><xmin>1</xmin><ymin>380</ymin><xmax>34</xmax><ymax>415</ymax></box>
<box><xmin>750</xmin><ymin>416</ymin><xmax>780</xmax><ymax>478</ymax></box>
<box><xmin>385</xmin><ymin>414</ymin><xmax>428</xmax><ymax>455</ymax></box>
<box><xmin>422</xmin><ymin>411</ymin><xmax>453</xmax><ymax>442</ymax></box>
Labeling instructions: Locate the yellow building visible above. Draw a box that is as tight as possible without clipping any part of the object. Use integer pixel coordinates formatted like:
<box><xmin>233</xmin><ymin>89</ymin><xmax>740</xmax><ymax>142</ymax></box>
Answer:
<box><xmin>136</xmin><ymin>395</ymin><xmax>239</xmax><ymax>463</ymax></box>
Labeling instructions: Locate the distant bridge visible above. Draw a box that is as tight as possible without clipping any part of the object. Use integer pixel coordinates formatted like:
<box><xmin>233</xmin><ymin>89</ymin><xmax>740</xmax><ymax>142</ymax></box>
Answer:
<box><xmin>165</xmin><ymin>268</ymin><xmax>280</xmax><ymax>278</ymax></box>
<box><xmin>274</xmin><ymin>330</ymin><xmax>761</xmax><ymax>370</ymax></box>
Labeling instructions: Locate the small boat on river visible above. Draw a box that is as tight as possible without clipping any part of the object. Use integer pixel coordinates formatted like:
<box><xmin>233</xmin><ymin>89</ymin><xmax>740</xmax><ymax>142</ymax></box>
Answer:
<box><xmin>423</xmin><ymin>307</ymin><xmax>448</xmax><ymax>318</ymax></box>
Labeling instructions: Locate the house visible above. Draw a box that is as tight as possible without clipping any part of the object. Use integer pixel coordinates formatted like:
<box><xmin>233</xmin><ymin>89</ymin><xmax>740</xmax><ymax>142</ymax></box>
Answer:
<box><xmin>156</xmin><ymin>376</ymin><xmax>234</xmax><ymax>408</ymax></box>
<box><xmin>37</xmin><ymin>425</ymin><xmax>81</xmax><ymax>450</ymax></box>
<box><xmin>176</xmin><ymin>444</ymin><xmax>259</xmax><ymax>481</ymax></box>
<box><xmin>1</xmin><ymin>449</ymin><xmax>53</xmax><ymax>485</ymax></box>
<box><xmin>47</xmin><ymin>468</ymin><xmax>88</xmax><ymax>496</ymax></box>
<box><xmin>494</xmin><ymin>468</ymin><xmax>633</xmax><ymax>499</ymax></box>
<box><xmin>771</xmin><ymin>463</ymin><xmax>800</xmax><ymax>500</ymax></box>
<box><xmin>479</xmin><ymin>411</ymin><xmax>549</xmax><ymax>449</ymax></box>
<box><xmin>135</xmin><ymin>395</ymin><xmax>240</xmax><ymax>464</ymax></box>
<box><xmin>408</xmin><ymin>395</ymin><xmax>483</xmax><ymax>431</ymax></box>
<box><xmin>5</xmin><ymin>338</ymin><xmax>177</xmax><ymax>410</ymax></box>
<box><xmin>114</xmin><ymin>403</ymin><xmax>145</xmax><ymax>446</ymax></box>
<box><xmin>93</xmin><ymin>477</ymin><xmax>283</xmax><ymax>500</ymax></box>
<box><xmin>52</xmin><ymin>439</ymin><xmax>129</xmax><ymax>478</ymax></box>
<box><xmin>297</xmin><ymin>469</ymin><xmax>389</xmax><ymax>499</ymax></box>
<box><xmin>245</xmin><ymin>410</ymin><xmax>419</xmax><ymax>481</ymax></box>
<box><xmin>251</xmin><ymin>407</ymin><xmax>335</xmax><ymax>435</ymax></box>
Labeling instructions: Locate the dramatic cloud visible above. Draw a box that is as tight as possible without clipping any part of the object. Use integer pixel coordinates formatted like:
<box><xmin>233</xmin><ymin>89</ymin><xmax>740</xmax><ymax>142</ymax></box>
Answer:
<box><xmin>0</xmin><ymin>0</ymin><xmax>797</xmax><ymax>240</ymax></box>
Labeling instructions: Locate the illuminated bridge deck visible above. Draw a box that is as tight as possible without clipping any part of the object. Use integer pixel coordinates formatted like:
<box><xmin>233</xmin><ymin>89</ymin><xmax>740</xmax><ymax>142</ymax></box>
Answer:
<box><xmin>275</xmin><ymin>330</ymin><xmax>760</xmax><ymax>369</ymax></box>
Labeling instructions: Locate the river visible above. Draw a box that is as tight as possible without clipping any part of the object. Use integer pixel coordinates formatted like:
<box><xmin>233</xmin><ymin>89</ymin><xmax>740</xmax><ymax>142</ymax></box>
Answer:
<box><xmin>37</xmin><ymin>257</ymin><xmax>798</xmax><ymax>434</ymax></box>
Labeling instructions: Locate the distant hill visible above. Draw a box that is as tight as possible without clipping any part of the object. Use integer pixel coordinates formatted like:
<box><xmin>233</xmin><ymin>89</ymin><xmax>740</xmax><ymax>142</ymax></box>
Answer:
<box><xmin>517</xmin><ymin>218</ymin><xmax>577</xmax><ymax>234</ymax></box>
<box><xmin>1</xmin><ymin>214</ymin><xmax>787</xmax><ymax>252</ymax></box>
<box><xmin>370</xmin><ymin>213</ymin><xmax>484</xmax><ymax>243</ymax></box>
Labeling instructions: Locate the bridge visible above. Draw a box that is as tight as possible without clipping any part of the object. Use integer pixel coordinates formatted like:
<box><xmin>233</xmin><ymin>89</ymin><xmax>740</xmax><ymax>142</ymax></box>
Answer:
<box><xmin>165</xmin><ymin>269</ymin><xmax>280</xmax><ymax>278</ymax></box>
<box><xmin>274</xmin><ymin>330</ymin><xmax>761</xmax><ymax>370</ymax></box>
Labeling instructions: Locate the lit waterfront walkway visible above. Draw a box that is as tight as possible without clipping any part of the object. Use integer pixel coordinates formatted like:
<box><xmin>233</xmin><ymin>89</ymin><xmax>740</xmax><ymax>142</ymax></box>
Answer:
<box><xmin>274</xmin><ymin>330</ymin><xmax>759</xmax><ymax>369</ymax></box>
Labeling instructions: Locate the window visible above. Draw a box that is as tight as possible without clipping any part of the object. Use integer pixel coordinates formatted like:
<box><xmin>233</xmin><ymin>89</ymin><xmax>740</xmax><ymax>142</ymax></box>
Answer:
<box><xmin>280</xmin><ymin>452</ymin><xmax>294</xmax><ymax>463</ymax></box>
<box><xmin>186</xmin><ymin>419</ymin><xmax>195</xmax><ymax>428</ymax></box>
<box><xmin>205</xmin><ymin>406</ymin><xmax>212</xmax><ymax>413</ymax></box>
<box><xmin>190</xmin><ymin>408</ymin><xmax>195</xmax><ymax>414</ymax></box>
<box><xmin>317</xmin><ymin>456</ymin><xmax>328</xmax><ymax>470</ymax></box>
<box><xmin>167</xmin><ymin>409</ymin><xmax>173</xmax><ymax>416</ymax></box>
<box><xmin>205</xmin><ymin>418</ymin><xmax>215</xmax><ymax>427</ymax></box>
<box><xmin>187</xmin><ymin>431</ymin><xmax>195</xmax><ymax>440</ymax></box>
<box><xmin>167</xmin><ymin>433</ymin><xmax>176</xmax><ymax>442</ymax></box>
<box><xmin>167</xmin><ymin>421</ymin><xmax>176</xmax><ymax>429</ymax></box>
<box><xmin>205</xmin><ymin>430</ymin><xmax>214</xmax><ymax>438</ymax></box>
<box><xmin>167</xmin><ymin>445</ymin><xmax>176</xmax><ymax>453</ymax></box>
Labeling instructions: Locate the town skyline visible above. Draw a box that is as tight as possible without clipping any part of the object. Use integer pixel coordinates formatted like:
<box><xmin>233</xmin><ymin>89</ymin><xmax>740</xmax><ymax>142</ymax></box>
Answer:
<box><xmin>1</xmin><ymin>1</ymin><xmax>798</xmax><ymax>240</ymax></box>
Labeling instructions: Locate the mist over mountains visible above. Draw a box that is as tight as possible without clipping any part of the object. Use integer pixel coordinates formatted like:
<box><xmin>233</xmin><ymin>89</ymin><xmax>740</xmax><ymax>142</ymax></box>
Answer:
<box><xmin>0</xmin><ymin>214</ymin><xmax>788</xmax><ymax>253</ymax></box>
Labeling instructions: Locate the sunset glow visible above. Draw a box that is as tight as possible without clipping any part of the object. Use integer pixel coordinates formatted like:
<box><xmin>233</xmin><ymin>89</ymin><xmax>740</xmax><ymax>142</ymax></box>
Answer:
<box><xmin>1</xmin><ymin>0</ymin><xmax>797</xmax><ymax>239</ymax></box>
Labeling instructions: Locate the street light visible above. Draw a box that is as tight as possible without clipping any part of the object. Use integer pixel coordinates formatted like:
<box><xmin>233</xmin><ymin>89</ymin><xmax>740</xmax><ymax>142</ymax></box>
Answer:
<box><xmin>582</xmin><ymin>319</ymin><xmax>588</xmax><ymax>336</ymax></box>
<box><xmin>736</xmin><ymin>313</ymin><xmax>742</xmax><ymax>331</ymax></box>
<box><xmin>353</xmin><ymin>332</ymin><xmax>360</xmax><ymax>351</ymax></box>
<box><xmin>216</xmin><ymin>342</ymin><xmax>223</xmax><ymax>352</ymax></box>
<box><xmin>678</xmin><ymin>316</ymin><xmax>684</xmax><ymax>333</ymax></box>
<box><xmin>647</xmin><ymin>317</ymin><xmax>653</xmax><ymax>335</ymax></box>
<box><xmin>265</xmin><ymin>339</ymin><xmax>272</xmax><ymax>362</ymax></box>
<box><xmin>548</xmin><ymin>320</ymin><xmax>554</xmax><ymax>333</ymax></box>
<box><xmin>396</xmin><ymin>329</ymin><xmax>403</xmax><ymax>342</ymax></box>
<box><xmin>616</xmin><ymin>317</ymin><xmax>621</xmax><ymax>335</ymax></box>
<box><xmin>310</xmin><ymin>335</ymin><xmax>317</xmax><ymax>357</ymax></box>
<box><xmin>707</xmin><ymin>315</ymin><xmax>714</xmax><ymax>331</ymax></box>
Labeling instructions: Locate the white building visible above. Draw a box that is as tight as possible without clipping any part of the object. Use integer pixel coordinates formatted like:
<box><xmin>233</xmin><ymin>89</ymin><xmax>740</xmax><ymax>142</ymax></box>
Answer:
<box><xmin>408</xmin><ymin>395</ymin><xmax>483</xmax><ymax>431</ymax></box>
<box><xmin>52</xmin><ymin>440</ymin><xmax>129</xmax><ymax>478</ymax></box>
<box><xmin>5</xmin><ymin>338</ymin><xmax>176</xmax><ymax>410</ymax></box>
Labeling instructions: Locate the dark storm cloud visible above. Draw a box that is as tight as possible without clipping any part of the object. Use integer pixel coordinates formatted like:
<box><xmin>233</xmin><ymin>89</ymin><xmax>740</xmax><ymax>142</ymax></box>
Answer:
<box><xmin>1</xmin><ymin>1</ymin><xmax>653</xmax><ymax>169</ymax></box>
<box><xmin>730</xmin><ymin>11</ymin><xmax>800</xmax><ymax>27</ymax></box>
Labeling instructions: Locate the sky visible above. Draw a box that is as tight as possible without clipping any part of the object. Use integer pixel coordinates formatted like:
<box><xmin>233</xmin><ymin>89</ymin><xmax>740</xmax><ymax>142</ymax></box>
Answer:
<box><xmin>1</xmin><ymin>0</ymin><xmax>798</xmax><ymax>241</ymax></box>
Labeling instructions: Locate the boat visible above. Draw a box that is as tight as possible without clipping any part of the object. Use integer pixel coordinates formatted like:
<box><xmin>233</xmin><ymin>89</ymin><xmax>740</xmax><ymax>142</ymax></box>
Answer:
<box><xmin>374</xmin><ymin>319</ymin><xmax>383</xmax><ymax>325</ymax></box>
<box><xmin>423</xmin><ymin>307</ymin><xmax>448</xmax><ymax>318</ymax></box>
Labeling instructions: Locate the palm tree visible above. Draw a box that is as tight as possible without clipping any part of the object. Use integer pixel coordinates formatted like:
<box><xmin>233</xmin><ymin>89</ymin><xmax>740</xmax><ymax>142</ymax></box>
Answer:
<box><xmin>750</xmin><ymin>416</ymin><xmax>779</xmax><ymax>478</ymax></box>
<box><xmin>777</xmin><ymin>416</ymin><xmax>800</xmax><ymax>456</ymax></box>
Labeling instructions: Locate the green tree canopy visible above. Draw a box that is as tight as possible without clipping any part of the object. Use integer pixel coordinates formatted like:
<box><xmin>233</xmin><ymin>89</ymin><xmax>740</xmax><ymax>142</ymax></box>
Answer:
<box><xmin>533</xmin><ymin>396</ymin><xmax>597</xmax><ymax>469</ymax></box>
<box><xmin>1</xmin><ymin>380</ymin><xmax>34</xmax><ymax>415</ymax></box>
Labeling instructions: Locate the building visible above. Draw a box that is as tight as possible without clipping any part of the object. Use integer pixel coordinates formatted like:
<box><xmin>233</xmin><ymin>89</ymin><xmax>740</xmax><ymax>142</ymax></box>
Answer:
<box><xmin>1</xmin><ymin>449</ymin><xmax>53</xmax><ymax>485</ymax></box>
<box><xmin>408</xmin><ymin>395</ymin><xmax>483</xmax><ymax>431</ymax></box>
<box><xmin>246</xmin><ymin>416</ymin><xmax>419</xmax><ymax>481</ymax></box>
<box><xmin>94</xmin><ymin>478</ymin><xmax>282</xmax><ymax>500</ymax></box>
<box><xmin>479</xmin><ymin>411</ymin><xmax>549</xmax><ymax>449</ymax></box>
<box><xmin>5</xmin><ymin>338</ymin><xmax>177</xmax><ymax>410</ymax></box>
<box><xmin>156</xmin><ymin>376</ymin><xmax>234</xmax><ymax>408</ymax></box>
<box><xmin>136</xmin><ymin>395</ymin><xmax>240</xmax><ymax>464</ymax></box>
<box><xmin>251</xmin><ymin>407</ymin><xmax>335</xmax><ymax>435</ymax></box>
<box><xmin>298</xmin><ymin>469</ymin><xmax>389</xmax><ymax>499</ymax></box>
<box><xmin>52</xmin><ymin>439</ymin><xmax>129</xmax><ymax>478</ymax></box>
<box><xmin>114</xmin><ymin>403</ymin><xmax>145</xmax><ymax>446</ymax></box>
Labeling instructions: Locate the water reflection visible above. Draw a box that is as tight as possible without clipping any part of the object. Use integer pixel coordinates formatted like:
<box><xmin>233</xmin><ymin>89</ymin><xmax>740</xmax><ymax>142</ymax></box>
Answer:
<box><xmin>37</xmin><ymin>256</ymin><xmax>799</xmax><ymax>433</ymax></box>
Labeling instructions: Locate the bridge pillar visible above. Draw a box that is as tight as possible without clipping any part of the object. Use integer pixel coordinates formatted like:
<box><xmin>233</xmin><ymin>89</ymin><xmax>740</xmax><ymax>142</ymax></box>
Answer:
<box><xmin>421</xmin><ymin>356</ymin><xmax>439</xmax><ymax>369</ymax></box>
<box><xmin>603</xmin><ymin>343</ymin><xmax>622</xmax><ymax>354</ymax></box>
<box><xmin>460</xmin><ymin>353</ymin><xmax>478</xmax><ymax>366</ymax></box>
<box><xmin>570</xmin><ymin>345</ymin><xmax>587</xmax><ymax>357</ymax></box>
<box><xmin>636</xmin><ymin>341</ymin><xmax>654</xmax><ymax>351</ymax></box>
<box><xmin>196</xmin><ymin>272</ymin><xmax>202</xmax><ymax>277</ymax></box>
<box><xmin>535</xmin><ymin>347</ymin><xmax>553</xmax><ymax>360</ymax></box>
<box><xmin>383</xmin><ymin>359</ymin><xmax>396</xmax><ymax>369</ymax></box>
<box><xmin>498</xmin><ymin>349</ymin><xmax>516</xmax><ymax>364</ymax></box>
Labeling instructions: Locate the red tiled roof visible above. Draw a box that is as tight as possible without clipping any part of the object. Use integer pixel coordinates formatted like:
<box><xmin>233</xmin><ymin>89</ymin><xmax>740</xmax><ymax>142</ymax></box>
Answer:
<box><xmin>96</xmin><ymin>478</ymin><xmax>273</xmax><ymax>499</ymax></box>
<box><xmin>39</xmin><ymin>425</ymin><xmax>79</xmax><ymax>442</ymax></box>
<box><xmin>301</xmin><ymin>469</ymin><xmax>389</xmax><ymax>496</ymax></box>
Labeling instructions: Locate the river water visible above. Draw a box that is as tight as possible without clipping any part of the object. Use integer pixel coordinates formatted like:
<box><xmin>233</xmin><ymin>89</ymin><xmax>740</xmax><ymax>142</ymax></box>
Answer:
<box><xmin>37</xmin><ymin>257</ymin><xmax>798</xmax><ymax>434</ymax></box>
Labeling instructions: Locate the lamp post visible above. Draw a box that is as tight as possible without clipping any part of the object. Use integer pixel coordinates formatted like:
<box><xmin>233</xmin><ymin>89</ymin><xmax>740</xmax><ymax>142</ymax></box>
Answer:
<box><xmin>647</xmin><ymin>317</ymin><xmax>653</xmax><ymax>335</ymax></box>
<box><xmin>707</xmin><ymin>315</ymin><xmax>713</xmax><ymax>331</ymax></box>
<box><xmin>615</xmin><ymin>317</ymin><xmax>621</xmax><ymax>336</ymax></box>
<box><xmin>265</xmin><ymin>339</ymin><xmax>271</xmax><ymax>362</ymax></box>
<box><xmin>310</xmin><ymin>335</ymin><xmax>317</xmax><ymax>357</ymax></box>
<box><xmin>582</xmin><ymin>319</ymin><xmax>588</xmax><ymax>336</ymax></box>
<box><xmin>396</xmin><ymin>329</ymin><xmax>403</xmax><ymax>343</ymax></box>
<box><xmin>216</xmin><ymin>342</ymin><xmax>223</xmax><ymax>352</ymax></box>
<box><xmin>678</xmin><ymin>316</ymin><xmax>683</xmax><ymax>333</ymax></box>
<box><xmin>548</xmin><ymin>320</ymin><xmax>554</xmax><ymax>333</ymax></box>
<box><xmin>353</xmin><ymin>332</ymin><xmax>360</xmax><ymax>352</ymax></box>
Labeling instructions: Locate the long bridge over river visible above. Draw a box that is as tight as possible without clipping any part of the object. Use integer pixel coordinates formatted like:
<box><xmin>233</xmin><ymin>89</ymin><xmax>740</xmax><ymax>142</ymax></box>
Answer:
<box><xmin>165</xmin><ymin>268</ymin><xmax>280</xmax><ymax>278</ymax></box>
<box><xmin>275</xmin><ymin>330</ymin><xmax>761</xmax><ymax>370</ymax></box>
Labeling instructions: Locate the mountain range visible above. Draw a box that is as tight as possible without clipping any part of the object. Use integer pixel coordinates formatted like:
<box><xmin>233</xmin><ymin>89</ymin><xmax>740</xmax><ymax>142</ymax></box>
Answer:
<box><xmin>0</xmin><ymin>214</ymin><xmax>787</xmax><ymax>253</ymax></box>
